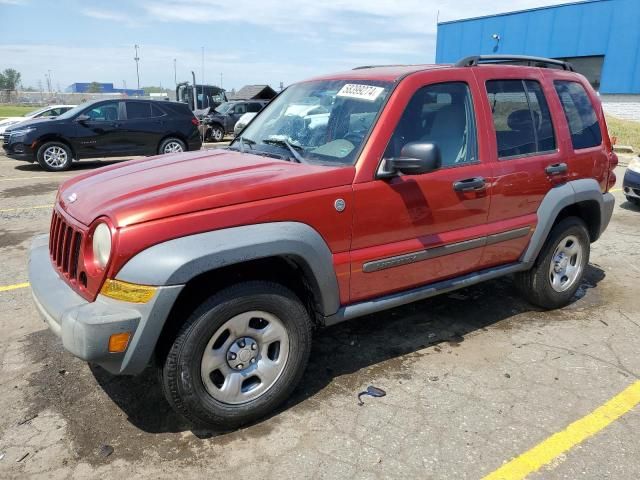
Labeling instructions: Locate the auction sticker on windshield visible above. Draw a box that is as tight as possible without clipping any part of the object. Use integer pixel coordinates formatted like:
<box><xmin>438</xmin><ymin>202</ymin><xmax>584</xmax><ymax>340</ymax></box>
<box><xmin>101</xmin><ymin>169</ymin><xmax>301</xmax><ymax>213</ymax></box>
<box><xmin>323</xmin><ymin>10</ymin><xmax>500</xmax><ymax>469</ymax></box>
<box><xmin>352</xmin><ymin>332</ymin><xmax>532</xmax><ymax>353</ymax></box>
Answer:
<box><xmin>337</xmin><ymin>84</ymin><xmax>385</xmax><ymax>102</ymax></box>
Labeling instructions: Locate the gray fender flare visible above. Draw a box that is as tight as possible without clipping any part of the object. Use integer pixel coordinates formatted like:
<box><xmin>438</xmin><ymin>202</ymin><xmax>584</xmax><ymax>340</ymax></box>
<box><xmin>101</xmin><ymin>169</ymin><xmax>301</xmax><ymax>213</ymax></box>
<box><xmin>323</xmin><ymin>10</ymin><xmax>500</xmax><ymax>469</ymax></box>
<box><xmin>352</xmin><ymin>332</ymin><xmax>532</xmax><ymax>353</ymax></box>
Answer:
<box><xmin>521</xmin><ymin>178</ymin><xmax>614</xmax><ymax>265</ymax></box>
<box><xmin>116</xmin><ymin>222</ymin><xmax>341</xmax><ymax>316</ymax></box>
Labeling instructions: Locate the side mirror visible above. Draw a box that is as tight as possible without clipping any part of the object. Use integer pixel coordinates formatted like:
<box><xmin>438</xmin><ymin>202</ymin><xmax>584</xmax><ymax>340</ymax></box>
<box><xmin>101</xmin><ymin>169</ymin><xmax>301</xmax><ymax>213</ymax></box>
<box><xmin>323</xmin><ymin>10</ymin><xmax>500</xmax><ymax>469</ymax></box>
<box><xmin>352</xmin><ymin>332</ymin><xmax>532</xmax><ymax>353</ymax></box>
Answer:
<box><xmin>383</xmin><ymin>142</ymin><xmax>441</xmax><ymax>177</ymax></box>
<box><xmin>76</xmin><ymin>114</ymin><xmax>90</xmax><ymax>122</ymax></box>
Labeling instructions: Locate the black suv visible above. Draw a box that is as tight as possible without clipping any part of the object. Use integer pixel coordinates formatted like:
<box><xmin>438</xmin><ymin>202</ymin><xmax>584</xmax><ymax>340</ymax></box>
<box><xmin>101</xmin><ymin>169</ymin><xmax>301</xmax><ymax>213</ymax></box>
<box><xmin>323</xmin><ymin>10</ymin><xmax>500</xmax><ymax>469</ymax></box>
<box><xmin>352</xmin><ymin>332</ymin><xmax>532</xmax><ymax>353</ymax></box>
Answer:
<box><xmin>201</xmin><ymin>100</ymin><xmax>268</xmax><ymax>142</ymax></box>
<box><xmin>2</xmin><ymin>99</ymin><xmax>202</xmax><ymax>171</ymax></box>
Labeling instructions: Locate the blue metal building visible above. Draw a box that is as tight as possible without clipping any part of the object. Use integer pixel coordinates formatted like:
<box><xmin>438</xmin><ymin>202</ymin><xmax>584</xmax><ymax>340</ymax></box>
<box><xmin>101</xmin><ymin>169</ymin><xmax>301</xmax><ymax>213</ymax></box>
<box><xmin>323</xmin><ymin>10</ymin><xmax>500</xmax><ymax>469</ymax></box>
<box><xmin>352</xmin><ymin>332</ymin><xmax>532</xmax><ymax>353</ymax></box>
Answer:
<box><xmin>65</xmin><ymin>82</ymin><xmax>144</xmax><ymax>96</ymax></box>
<box><xmin>436</xmin><ymin>0</ymin><xmax>640</xmax><ymax>94</ymax></box>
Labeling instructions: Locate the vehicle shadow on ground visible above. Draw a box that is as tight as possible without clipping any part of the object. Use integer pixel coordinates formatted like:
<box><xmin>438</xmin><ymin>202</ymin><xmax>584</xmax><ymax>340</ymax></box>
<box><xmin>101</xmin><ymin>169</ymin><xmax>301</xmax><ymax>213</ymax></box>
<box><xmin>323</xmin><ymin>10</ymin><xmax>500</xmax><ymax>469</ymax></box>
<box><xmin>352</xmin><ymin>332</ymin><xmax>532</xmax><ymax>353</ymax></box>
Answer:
<box><xmin>91</xmin><ymin>264</ymin><xmax>606</xmax><ymax>437</ymax></box>
<box><xmin>620</xmin><ymin>199</ymin><xmax>640</xmax><ymax>212</ymax></box>
<box><xmin>13</xmin><ymin>159</ymin><xmax>132</xmax><ymax>173</ymax></box>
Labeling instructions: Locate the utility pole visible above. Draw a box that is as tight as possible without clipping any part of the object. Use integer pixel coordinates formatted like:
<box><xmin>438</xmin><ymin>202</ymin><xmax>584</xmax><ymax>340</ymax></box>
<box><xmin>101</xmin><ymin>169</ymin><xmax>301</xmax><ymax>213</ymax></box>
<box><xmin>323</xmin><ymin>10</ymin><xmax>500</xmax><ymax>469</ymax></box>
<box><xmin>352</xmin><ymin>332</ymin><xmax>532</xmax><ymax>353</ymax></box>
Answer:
<box><xmin>173</xmin><ymin>58</ymin><xmax>177</xmax><ymax>87</ymax></box>
<box><xmin>134</xmin><ymin>44</ymin><xmax>141</xmax><ymax>90</ymax></box>
<box><xmin>220</xmin><ymin>72</ymin><xmax>223</xmax><ymax>88</ymax></box>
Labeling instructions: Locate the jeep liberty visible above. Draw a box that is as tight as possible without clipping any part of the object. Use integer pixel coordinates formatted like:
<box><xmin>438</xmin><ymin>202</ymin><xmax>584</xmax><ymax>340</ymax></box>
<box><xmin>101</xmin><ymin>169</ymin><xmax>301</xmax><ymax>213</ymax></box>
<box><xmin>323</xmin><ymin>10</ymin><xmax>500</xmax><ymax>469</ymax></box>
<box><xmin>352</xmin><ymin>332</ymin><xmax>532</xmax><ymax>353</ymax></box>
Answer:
<box><xmin>29</xmin><ymin>55</ymin><xmax>616</xmax><ymax>428</ymax></box>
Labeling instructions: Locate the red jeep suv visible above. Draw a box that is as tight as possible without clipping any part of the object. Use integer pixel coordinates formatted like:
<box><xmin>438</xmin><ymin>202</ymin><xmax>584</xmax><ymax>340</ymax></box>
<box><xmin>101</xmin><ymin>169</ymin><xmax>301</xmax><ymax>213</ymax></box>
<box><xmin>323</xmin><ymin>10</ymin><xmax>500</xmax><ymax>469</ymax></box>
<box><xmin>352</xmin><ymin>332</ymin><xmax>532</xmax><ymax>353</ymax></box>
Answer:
<box><xmin>29</xmin><ymin>55</ymin><xmax>616</xmax><ymax>429</ymax></box>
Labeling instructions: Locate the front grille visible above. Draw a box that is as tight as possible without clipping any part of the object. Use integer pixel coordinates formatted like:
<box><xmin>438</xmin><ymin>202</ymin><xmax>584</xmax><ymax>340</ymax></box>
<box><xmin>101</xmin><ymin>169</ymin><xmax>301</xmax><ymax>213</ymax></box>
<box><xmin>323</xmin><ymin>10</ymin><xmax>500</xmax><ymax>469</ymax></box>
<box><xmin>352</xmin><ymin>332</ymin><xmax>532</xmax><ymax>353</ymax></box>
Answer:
<box><xmin>49</xmin><ymin>211</ymin><xmax>83</xmax><ymax>282</ymax></box>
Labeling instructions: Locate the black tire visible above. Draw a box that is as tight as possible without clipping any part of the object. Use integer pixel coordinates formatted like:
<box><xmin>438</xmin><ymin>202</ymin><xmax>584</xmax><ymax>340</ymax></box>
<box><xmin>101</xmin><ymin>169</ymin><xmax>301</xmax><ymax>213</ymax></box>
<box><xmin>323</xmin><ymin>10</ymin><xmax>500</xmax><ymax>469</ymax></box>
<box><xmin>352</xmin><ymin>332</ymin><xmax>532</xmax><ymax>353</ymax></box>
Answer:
<box><xmin>160</xmin><ymin>281</ymin><xmax>313</xmax><ymax>429</ymax></box>
<box><xmin>36</xmin><ymin>141</ymin><xmax>72</xmax><ymax>171</ymax></box>
<box><xmin>158</xmin><ymin>137</ymin><xmax>186</xmax><ymax>155</ymax></box>
<box><xmin>208</xmin><ymin>124</ymin><xmax>225</xmax><ymax>142</ymax></box>
<box><xmin>626</xmin><ymin>195</ymin><xmax>640</xmax><ymax>206</ymax></box>
<box><xmin>514</xmin><ymin>216</ymin><xmax>590</xmax><ymax>309</ymax></box>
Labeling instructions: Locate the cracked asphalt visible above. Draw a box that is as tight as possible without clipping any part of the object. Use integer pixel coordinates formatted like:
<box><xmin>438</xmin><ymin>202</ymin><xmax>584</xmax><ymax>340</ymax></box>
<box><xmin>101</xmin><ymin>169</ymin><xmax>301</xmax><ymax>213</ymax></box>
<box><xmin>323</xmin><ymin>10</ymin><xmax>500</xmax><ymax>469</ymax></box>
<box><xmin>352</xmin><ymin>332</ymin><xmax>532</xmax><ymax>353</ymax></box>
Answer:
<box><xmin>0</xmin><ymin>153</ymin><xmax>638</xmax><ymax>479</ymax></box>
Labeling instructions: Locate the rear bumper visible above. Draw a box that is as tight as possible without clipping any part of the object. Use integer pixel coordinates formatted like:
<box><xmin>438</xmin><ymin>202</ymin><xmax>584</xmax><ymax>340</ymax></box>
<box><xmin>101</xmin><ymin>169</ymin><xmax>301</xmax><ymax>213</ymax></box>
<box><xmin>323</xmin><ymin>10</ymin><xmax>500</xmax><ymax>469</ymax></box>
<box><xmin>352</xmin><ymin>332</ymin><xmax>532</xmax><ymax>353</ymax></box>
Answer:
<box><xmin>623</xmin><ymin>168</ymin><xmax>640</xmax><ymax>199</ymax></box>
<box><xmin>599</xmin><ymin>192</ymin><xmax>615</xmax><ymax>237</ymax></box>
<box><xmin>29</xmin><ymin>234</ymin><xmax>183</xmax><ymax>375</ymax></box>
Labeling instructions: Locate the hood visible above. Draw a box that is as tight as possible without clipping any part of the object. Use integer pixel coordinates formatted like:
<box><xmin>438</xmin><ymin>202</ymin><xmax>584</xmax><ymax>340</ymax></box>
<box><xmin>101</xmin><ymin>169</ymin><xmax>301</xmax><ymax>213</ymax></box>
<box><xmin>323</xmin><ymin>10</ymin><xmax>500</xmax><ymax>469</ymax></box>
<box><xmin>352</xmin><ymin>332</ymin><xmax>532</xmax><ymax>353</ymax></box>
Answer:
<box><xmin>58</xmin><ymin>149</ymin><xmax>355</xmax><ymax>228</ymax></box>
<box><xmin>5</xmin><ymin>117</ymin><xmax>59</xmax><ymax>132</ymax></box>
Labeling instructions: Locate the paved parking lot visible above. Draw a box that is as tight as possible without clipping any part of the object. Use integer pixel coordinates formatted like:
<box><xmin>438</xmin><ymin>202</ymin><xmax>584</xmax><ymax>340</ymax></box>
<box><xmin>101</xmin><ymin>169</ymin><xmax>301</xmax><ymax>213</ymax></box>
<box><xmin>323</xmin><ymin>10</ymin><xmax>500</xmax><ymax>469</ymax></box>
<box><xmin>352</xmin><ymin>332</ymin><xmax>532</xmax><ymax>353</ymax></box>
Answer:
<box><xmin>0</xmin><ymin>153</ymin><xmax>639</xmax><ymax>479</ymax></box>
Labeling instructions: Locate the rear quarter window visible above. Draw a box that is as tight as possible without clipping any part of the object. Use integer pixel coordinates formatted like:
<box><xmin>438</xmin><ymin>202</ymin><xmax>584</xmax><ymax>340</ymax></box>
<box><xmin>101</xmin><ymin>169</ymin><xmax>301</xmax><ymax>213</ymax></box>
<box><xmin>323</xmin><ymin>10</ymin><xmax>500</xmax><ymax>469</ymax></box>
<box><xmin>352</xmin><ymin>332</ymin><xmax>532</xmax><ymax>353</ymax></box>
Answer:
<box><xmin>553</xmin><ymin>80</ymin><xmax>602</xmax><ymax>149</ymax></box>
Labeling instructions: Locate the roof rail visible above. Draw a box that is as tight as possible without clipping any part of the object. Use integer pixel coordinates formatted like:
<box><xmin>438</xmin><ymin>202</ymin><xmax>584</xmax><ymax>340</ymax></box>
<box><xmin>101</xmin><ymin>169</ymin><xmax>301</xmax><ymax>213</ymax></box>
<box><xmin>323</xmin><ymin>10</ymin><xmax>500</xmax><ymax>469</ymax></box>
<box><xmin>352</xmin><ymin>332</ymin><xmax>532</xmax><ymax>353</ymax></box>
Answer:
<box><xmin>455</xmin><ymin>55</ymin><xmax>574</xmax><ymax>71</ymax></box>
<box><xmin>352</xmin><ymin>64</ymin><xmax>407</xmax><ymax>70</ymax></box>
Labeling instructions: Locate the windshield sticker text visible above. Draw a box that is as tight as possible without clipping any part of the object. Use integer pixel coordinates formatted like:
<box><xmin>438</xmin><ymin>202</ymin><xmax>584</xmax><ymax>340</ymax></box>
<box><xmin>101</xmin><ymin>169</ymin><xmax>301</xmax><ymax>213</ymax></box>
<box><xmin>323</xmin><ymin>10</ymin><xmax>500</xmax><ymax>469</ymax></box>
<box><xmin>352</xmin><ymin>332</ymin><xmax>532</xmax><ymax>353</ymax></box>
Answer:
<box><xmin>336</xmin><ymin>84</ymin><xmax>384</xmax><ymax>102</ymax></box>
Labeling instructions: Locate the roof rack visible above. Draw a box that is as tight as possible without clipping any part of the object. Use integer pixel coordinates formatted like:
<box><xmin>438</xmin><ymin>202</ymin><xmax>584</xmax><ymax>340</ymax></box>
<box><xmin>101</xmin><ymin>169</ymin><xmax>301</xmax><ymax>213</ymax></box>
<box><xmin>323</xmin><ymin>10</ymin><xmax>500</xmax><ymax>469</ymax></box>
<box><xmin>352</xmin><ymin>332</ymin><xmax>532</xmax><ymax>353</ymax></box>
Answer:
<box><xmin>352</xmin><ymin>64</ymin><xmax>408</xmax><ymax>70</ymax></box>
<box><xmin>455</xmin><ymin>55</ymin><xmax>574</xmax><ymax>71</ymax></box>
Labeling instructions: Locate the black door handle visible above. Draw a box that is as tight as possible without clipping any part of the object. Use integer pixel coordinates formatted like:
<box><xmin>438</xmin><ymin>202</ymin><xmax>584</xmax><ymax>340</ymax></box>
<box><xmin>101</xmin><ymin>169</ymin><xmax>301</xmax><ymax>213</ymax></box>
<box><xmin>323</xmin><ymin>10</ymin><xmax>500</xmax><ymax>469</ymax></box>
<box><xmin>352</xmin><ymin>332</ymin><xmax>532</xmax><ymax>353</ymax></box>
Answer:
<box><xmin>545</xmin><ymin>163</ymin><xmax>568</xmax><ymax>175</ymax></box>
<box><xmin>453</xmin><ymin>177</ymin><xmax>486</xmax><ymax>192</ymax></box>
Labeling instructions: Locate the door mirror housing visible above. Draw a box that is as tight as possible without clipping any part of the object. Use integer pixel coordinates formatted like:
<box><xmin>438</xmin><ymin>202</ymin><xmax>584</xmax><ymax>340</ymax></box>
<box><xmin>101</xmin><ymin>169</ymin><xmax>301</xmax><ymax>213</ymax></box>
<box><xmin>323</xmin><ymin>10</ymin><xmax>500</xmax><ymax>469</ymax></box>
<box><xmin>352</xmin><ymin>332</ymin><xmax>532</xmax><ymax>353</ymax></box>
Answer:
<box><xmin>76</xmin><ymin>114</ymin><xmax>90</xmax><ymax>122</ymax></box>
<box><xmin>381</xmin><ymin>142</ymin><xmax>441</xmax><ymax>177</ymax></box>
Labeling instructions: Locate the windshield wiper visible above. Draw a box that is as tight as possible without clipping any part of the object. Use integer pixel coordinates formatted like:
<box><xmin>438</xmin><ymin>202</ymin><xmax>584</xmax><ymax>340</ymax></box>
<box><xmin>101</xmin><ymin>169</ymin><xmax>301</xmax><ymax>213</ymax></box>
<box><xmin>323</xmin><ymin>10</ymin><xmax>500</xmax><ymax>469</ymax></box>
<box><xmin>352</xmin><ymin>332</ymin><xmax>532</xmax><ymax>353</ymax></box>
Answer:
<box><xmin>229</xmin><ymin>136</ymin><xmax>255</xmax><ymax>153</ymax></box>
<box><xmin>262</xmin><ymin>138</ymin><xmax>307</xmax><ymax>163</ymax></box>
<box><xmin>238</xmin><ymin>136</ymin><xmax>255</xmax><ymax>152</ymax></box>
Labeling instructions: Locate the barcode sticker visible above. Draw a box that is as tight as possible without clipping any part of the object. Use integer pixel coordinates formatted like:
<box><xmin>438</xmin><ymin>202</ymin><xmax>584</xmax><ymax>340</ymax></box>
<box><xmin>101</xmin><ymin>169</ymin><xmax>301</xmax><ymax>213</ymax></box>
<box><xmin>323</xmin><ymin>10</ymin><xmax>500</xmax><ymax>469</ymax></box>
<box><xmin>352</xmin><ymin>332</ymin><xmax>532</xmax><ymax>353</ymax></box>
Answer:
<box><xmin>336</xmin><ymin>84</ymin><xmax>384</xmax><ymax>101</ymax></box>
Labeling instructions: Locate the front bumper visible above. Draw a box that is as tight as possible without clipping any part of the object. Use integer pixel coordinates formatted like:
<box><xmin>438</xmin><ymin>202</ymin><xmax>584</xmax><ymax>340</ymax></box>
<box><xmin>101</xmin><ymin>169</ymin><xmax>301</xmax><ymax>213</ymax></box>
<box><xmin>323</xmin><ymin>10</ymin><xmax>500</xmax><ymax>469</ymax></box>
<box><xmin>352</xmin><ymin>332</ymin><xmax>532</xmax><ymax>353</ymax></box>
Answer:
<box><xmin>29</xmin><ymin>235</ymin><xmax>183</xmax><ymax>375</ymax></box>
<box><xmin>623</xmin><ymin>168</ymin><xmax>640</xmax><ymax>199</ymax></box>
<box><xmin>3</xmin><ymin>137</ymin><xmax>36</xmax><ymax>162</ymax></box>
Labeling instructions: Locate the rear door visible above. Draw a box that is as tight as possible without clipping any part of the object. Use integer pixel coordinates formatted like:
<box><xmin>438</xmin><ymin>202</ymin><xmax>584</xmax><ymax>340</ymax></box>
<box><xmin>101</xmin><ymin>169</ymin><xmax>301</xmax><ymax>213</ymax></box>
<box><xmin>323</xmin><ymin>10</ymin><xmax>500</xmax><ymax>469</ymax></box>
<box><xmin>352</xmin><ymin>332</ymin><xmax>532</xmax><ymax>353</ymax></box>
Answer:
<box><xmin>121</xmin><ymin>101</ymin><xmax>165</xmax><ymax>154</ymax></box>
<box><xmin>73</xmin><ymin>101</ymin><xmax>124</xmax><ymax>157</ymax></box>
<box><xmin>472</xmin><ymin>68</ymin><xmax>563</xmax><ymax>268</ymax></box>
<box><xmin>349</xmin><ymin>71</ymin><xmax>493</xmax><ymax>302</ymax></box>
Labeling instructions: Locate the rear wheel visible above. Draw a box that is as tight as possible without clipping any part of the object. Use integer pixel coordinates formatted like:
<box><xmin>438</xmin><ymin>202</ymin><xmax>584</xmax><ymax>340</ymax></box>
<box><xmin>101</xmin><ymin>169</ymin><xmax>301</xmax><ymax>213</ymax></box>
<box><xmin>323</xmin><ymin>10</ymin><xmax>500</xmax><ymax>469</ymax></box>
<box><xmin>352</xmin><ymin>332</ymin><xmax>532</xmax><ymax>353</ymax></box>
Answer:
<box><xmin>515</xmin><ymin>216</ymin><xmax>590</xmax><ymax>309</ymax></box>
<box><xmin>160</xmin><ymin>281</ymin><xmax>312</xmax><ymax>429</ymax></box>
<box><xmin>159</xmin><ymin>137</ymin><xmax>186</xmax><ymax>155</ymax></box>
<box><xmin>36</xmin><ymin>141</ymin><xmax>72</xmax><ymax>171</ymax></box>
<box><xmin>209</xmin><ymin>124</ymin><xmax>225</xmax><ymax>142</ymax></box>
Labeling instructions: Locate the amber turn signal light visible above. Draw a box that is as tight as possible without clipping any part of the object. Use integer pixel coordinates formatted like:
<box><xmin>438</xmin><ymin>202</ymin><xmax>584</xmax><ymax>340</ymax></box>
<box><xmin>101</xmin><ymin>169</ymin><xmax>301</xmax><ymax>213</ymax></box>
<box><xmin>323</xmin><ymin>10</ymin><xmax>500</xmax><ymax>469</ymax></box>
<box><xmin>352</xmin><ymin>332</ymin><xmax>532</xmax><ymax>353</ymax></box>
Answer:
<box><xmin>100</xmin><ymin>279</ymin><xmax>157</xmax><ymax>303</ymax></box>
<box><xmin>108</xmin><ymin>332</ymin><xmax>131</xmax><ymax>353</ymax></box>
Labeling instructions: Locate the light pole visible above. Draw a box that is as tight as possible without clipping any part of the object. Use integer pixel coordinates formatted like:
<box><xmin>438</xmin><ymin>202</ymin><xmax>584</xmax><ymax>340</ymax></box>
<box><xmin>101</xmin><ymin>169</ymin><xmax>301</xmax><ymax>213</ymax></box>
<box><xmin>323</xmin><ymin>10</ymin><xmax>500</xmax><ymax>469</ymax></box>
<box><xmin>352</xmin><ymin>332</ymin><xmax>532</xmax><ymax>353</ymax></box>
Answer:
<box><xmin>134</xmin><ymin>44</ymin><xmax>141</xmax><ymax>90</ymax></box>
<box><xmin>220</xmin><ymin>72</ymin><xmax>223</xmax><ymax>88</ymax></box>
<box><xmin>173</xmin><ymin>58</ymin><xmax>177</xmax><ymax>87</ymax></box>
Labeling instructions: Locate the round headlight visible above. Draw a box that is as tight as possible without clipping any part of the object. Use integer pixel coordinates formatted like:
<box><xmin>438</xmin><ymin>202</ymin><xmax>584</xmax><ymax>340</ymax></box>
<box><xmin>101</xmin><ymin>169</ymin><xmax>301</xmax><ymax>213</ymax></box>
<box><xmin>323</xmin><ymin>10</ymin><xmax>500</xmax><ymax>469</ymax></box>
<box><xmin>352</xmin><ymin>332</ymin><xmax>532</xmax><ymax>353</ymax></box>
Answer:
<box><xmin>92</xmin><ymin>222</ymin><xmax>112</xmax><ymax>269</ymax></box>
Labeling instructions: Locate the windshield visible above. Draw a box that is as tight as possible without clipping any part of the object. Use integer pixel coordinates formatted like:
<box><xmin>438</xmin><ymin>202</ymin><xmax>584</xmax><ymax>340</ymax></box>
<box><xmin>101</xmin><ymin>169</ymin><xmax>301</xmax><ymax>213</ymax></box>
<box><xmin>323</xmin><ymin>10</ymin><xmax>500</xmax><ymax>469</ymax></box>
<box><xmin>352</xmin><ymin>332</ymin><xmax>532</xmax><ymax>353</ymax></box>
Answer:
<box><xmin>232</xmin><ymin>79</ymin><xmax>392</xmax><ymax>165</ymax></box>
<box><xmin>215</xmin><ymin>102</ymin><xmax>234</xmax><ymax>114</ymax></box>
<box><xmin>25</xmin><ymin>106</ymin><xmax>52</xmax><ymax>118</ymax></box>
<box><xmin>56</xmin><ymin>102</ymin><xmax>92</xmax><ymax>120</ymax></box>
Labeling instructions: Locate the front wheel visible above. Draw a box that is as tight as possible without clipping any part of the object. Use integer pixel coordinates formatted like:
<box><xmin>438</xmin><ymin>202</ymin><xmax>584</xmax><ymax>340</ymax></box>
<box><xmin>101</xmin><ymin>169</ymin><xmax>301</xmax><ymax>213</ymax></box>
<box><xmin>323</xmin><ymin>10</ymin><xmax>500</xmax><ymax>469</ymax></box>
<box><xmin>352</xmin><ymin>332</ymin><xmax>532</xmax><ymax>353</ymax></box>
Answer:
<box><xmin>515</xmin><ymin>216</ymin><xmax>590</xmax><ymax>309</ymax></box>
<box><xmin>160</xmin><ymin>281</ymin><xmax>312</xmax><ymax>429</ymax></box>
<box><xmin>36</xmin><ymin>141</ymin><xmax>72</xmax><ymax>171</ymax></box>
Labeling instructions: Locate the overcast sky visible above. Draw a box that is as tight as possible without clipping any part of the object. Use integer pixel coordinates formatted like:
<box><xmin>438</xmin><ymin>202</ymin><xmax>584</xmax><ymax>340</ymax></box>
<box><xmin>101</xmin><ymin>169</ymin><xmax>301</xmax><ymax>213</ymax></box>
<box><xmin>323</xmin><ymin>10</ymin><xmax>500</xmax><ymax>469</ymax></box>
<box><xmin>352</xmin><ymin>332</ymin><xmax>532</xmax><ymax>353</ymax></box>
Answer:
<box><xmin>0</xmin><ymin>0</ymin><xmax>579</xmax><ymax>92</ymax></box>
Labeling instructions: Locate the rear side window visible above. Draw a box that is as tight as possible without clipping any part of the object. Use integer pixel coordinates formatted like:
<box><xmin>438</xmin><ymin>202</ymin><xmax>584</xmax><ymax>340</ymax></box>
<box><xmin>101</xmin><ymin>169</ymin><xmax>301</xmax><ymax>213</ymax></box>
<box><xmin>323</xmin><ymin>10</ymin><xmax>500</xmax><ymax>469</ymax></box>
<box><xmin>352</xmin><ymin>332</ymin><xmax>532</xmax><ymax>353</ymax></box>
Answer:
<box><xmin>126</xmin><ymin>102</ymin><xmax>152</xmax><ymax>119</ymax></box>
<box><xmin>486</xmin><ymin>80</ymin><xmax>556</xmax><ymax>159</ymax></box>
<box><xmin>554</xmin><ymin>80</ymin><xmax>602</xmax><ymax>149</ymax></box>
<box><xmin>248</xmin><ymin>103</ymin><xmax>263</xmax><ymax>113</ymax></box>
<box><xmin>151</xmin><ymin>103</ymin><xmax>165</xmax><ymax>117</ymax></box>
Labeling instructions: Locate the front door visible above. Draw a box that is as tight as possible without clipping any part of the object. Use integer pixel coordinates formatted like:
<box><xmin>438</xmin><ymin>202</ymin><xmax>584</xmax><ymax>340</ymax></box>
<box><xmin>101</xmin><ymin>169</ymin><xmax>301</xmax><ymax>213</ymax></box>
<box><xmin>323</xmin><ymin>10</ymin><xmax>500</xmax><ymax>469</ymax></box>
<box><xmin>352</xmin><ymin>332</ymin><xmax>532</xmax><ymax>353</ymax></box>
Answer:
<box><xmin>350</xmin><ymin>75</ymin><xmax>492</xmax><ymax>302</ymax></box>
<box><xmin>73</xmin><ymin>101</ymin><xmax>123</xmax><ymax>157</ymax></box>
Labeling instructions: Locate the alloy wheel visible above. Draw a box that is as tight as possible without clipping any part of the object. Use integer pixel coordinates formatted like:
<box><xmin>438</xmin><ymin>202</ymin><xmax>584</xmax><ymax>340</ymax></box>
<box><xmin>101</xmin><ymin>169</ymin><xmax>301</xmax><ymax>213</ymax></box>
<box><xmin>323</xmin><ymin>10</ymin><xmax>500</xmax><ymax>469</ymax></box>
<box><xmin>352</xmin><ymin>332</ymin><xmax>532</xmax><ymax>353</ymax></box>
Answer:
<box><xmin>43</xmin><ymin>146</ymin><xmax>68</xmax><ymax>168</ymax></box>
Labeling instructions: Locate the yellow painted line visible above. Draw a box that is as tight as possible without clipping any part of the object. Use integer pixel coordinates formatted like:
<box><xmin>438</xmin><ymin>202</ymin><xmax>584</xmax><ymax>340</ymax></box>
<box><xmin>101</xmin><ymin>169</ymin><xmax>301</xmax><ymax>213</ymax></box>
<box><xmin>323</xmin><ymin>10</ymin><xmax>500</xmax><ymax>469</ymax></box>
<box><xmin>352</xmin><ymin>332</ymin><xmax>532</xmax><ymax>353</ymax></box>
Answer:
<box><xmin>483</xmin><ymin>381</ymin><xmax>640</xmax><ymax>480</ymax></box>
<box><xmin>0</xmin><ymin>204</ymin><xmax>52</xmax><ymax>213</ymax></box>
<box><xmin>610</xmin><ymin>188</ymin><xmax>622</xmax><ymax>193</ymax></box>
<box><xmin>0</xmin><ymin>175</ymin><xmax>69</xmax><ymax>183</ymax></box>
<box><xmin>0</xmin><ymin>282</ymin><xmax>30</xmax><ymax>292</ymax></box>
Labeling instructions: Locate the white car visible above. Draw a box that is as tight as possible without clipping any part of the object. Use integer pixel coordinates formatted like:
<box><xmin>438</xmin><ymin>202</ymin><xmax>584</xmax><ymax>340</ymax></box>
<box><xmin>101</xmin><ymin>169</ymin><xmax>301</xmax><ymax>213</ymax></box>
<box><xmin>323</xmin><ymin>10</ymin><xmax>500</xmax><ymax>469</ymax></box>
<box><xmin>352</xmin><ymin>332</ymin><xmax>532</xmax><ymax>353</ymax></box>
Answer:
<box><xmin>233</xmin><ymin>112</ymin><xmax>257</xmax><ymax>136</ymax></box>
<box><xmin>0</xmin><ymin>105</ymin><xmax>76</xmax><ymax>139</ymax></box>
